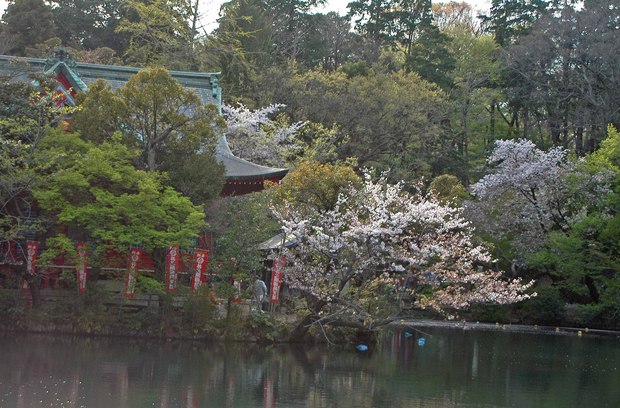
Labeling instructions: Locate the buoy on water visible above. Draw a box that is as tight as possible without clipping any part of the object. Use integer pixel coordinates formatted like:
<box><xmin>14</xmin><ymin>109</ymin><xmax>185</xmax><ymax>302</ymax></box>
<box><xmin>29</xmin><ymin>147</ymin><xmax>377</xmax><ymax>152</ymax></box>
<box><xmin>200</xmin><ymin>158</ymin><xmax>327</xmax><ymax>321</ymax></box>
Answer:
<box><xmin>356</xmin><ymin>344</ymin><xmax>368</xmax><ymax>352</ymax></box>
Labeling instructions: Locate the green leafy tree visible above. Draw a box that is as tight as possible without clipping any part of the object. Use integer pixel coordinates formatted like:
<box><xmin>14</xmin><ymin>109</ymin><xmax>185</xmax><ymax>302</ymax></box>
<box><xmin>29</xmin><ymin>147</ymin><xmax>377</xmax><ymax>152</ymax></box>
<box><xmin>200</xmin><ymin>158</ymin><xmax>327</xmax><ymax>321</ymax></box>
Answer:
<box><xmin>347</xmin><ymin>0</ymin><xmax>397</xmax><ymax>60</ymax></box>
<box><xmin>267</xmin><ymin>160</ymin><xmax>361</xmax><ymax>212</ymax></box>
<box><xmin>275</xmin><ymin>69</ymin><xmax>450</xmax><ymax>180</ymax></box>
<box><xmin>446</xmin><ymin>28</ymin><xmax>502</xmax><ymax>182</ymax></box>
<box><xmin>72</xmin><ymin>67</ymin><xmax>225</xmax><ymax>203</ymax></box>
<box><xmin>429</xmin><ymin>174</ymin><xmax>468</xmax><ymax>205</ymax></box>
<box><xmin>116</xmin><ymin>0</ymin><xmax>199</xmax><ymax>67</ymax></box>
<box><xmin>0</xmin><ymin>74</ymin><xmax>72</xmax><ymax>305</ymax></box>
<box><xmin>480</xmin><ymin>0</ymin><xmax>553</xmax><ymax>47</ymax></box>
<box><xmin>1</xmin><ymin>0</ymin><xmax>56</xmax><ymax>55</ymax></box>
<box><xmin>405</xmin><ymin>22</ymin><xmax>455</xmax><ymax>90</ymax></box>
<box><xmin>297</xmin><ymin>12</ymin><xmax>360</xmax><ymax>71</ymax></box>
<box><xmin>260</xmin><ymin>0</ymin><xmax>325</xmax><ymax>62</ymax></box>
<box><xmin>33</xmin><ymin>130</ymin><xmax>206</xmax><ymax>272</ymax></box>
<box><xmin>207</xmin><ymin>193</ymin><xmax>280</xmax><ymax>311</ymax></box>
<box><xmin>348</xmin><ymin>0</ymin><xmax>450</xmax><ymax>72</ymax></box>
<box><xmin>49</xmin><ymin>0</ymin><xmax>127</xmax><ymax>53</ymax></box>
<box><xmin>212</xmin><ymin>0</ymin><xmax>274</xmax><ymax>96</ymax></box>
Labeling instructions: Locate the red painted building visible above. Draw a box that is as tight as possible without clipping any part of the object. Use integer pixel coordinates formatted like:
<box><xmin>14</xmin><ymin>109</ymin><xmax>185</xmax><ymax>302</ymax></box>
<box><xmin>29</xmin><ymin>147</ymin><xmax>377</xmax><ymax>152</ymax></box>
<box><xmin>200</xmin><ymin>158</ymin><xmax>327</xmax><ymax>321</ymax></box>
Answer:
<box><xmin>0</xmin><ymin>50</ymin><xmax>287</xmax><ymax>288</ymax></box>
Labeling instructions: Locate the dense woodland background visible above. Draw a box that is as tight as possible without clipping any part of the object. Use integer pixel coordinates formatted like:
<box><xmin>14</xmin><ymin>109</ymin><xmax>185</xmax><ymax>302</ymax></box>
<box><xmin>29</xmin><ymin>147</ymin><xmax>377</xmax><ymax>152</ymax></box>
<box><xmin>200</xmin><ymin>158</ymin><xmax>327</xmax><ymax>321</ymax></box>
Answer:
<box><xmin>1</xmin><ymin>0</ymin><xmax>620</xmax><ymax>331</ymax></box>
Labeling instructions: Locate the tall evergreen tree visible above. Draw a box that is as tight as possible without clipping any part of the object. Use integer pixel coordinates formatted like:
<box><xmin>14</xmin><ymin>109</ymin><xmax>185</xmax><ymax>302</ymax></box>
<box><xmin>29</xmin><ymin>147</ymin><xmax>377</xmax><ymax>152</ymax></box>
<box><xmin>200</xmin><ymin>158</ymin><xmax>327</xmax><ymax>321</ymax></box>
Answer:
<box><xmin>49</xmin><ymin>0</ymin><xmax>127</xmax><ymax>53</ymax></box>
<box><xmin>480</xmin><ymin>0</ymin><xmax>554</xmax><ymax>47</ymax></box>
<box><xmin>1</xmin><ymin>0</ymin><xmax>56</xmax><ymax>55</ymax></box>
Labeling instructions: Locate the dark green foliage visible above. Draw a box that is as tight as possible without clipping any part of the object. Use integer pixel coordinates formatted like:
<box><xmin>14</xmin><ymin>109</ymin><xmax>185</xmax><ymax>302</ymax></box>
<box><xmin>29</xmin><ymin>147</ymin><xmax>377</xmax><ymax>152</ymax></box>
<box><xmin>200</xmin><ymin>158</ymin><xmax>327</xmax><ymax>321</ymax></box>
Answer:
<box><xmin>515</xmin><ymin>286</ymin><xmax>565</xmax><ymax>325</ymax></box>
<box><xmin>480</xmin><ymin>0</ymin><xmax>553</xmax><ymax>46</ymax></box>
<box><xmin>49</xmin><ymin>0</ymin><xmax>126</xmax><ymax>52</ymax></box>
<box><xmin>182</xmin><ymin>287</ymin><xmax>218</xmax><ymax>335</ymax></box>
<box><xmin>247</xmin><ymin>310</ymin><xmax>284</xmax><ymax>342</ymax></box>
<box><xmin>1</xmin><ymin>0</ymin><xmax>56</xmax><ymax>55</ymax></box>
<box><xmin>405</xmin><ymin>23</ymin><xmax>455</xmax><ymax>90</ymax></box>
<box><xmin>297</xmin><ymin>12</ymin><xmax>360</xmax><ymax>71</ymax></box>
<box><xmin>265</xmin><ymin>69</ymin><xmax>450</xmax><ymax>180</ymax></box>
<box><xmin>527</xmin><ymin>212</ymin><xmax>620</xmax><ymax>327</ymax></box>
<box><xmin>72</xmin><ymin>68</ymin><xmax>226</xmax><ymax>204</ymax></box>
<box><xmin>208</xmin><ymin>193</ymin><xmax>280</xmax><ymax>281</ymax></box>
<box><xmin>0</xmin><ymin>75</ymin><xmax>71</xmax><ymax>273</ymax></box>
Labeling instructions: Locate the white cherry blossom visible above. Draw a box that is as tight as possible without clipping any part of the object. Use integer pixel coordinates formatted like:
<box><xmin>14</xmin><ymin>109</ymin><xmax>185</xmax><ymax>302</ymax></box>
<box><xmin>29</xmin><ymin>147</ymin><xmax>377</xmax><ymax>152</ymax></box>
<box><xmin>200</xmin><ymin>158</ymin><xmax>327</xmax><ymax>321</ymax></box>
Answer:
<box><xmin>273</xmin><ymin>170</ymin><xmax>534</xmax><ymax>329</ymax></box>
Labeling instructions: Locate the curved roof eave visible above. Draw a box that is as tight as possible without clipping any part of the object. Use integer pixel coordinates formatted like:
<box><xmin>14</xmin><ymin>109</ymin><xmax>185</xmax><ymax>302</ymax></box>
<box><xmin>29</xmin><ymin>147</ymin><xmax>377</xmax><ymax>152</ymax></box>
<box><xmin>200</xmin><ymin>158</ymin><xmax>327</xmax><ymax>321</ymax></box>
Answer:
<box><xmin>216</xmin><ymin>135</ymin><xmax>288</xmax><ymax>181</ymax></box>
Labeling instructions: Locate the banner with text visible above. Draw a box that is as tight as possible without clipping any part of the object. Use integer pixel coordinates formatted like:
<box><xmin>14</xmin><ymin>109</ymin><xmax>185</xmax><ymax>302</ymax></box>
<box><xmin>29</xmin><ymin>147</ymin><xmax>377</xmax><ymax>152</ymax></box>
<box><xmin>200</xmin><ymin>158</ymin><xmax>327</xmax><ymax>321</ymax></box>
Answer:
<box><xmin>76</xmin><ymin>242</ymin><xmax>87</xmax><ymax>293</ymax></box>
<box><xmin>125</xmin><ymin>248</ymin><xmax>143</xmax><ymax>298</ymax></box>
<box><xmin>270</xmin><ymin>256</ymin><xmax>286</xmax><ymax>304</ymax></box>
<box><xmin>165</xmin><ymin>245</ymin><xmax>180</xmax><ymax>292</ymax></box>
<box><xmin>191</xmin><ymin>249</ymin><xmax>209</xmax><ymax>291</ymax></box>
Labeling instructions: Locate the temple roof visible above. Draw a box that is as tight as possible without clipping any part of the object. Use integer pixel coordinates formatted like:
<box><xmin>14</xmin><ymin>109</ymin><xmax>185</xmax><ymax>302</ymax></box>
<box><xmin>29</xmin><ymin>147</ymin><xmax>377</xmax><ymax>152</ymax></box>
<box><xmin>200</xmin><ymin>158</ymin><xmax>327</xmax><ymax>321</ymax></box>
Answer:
<box><xmin>0</xmin><ymin>51</ymin><xmax>288</xmax><ymax>185</ymax></box>
<box><xmin>216</xmin><ymin>135</ymin><xmax>288</xmax><ymax>181</ymax></box>
<box><xmin>257</xmin><ymin>232</ymin><xmax>299</xmax><ymax>250</ymax></box>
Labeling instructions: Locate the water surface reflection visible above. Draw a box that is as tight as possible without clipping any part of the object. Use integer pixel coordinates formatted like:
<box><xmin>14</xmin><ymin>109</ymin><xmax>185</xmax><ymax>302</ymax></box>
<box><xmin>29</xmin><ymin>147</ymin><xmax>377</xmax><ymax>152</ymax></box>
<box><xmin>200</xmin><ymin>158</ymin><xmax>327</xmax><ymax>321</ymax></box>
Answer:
<box><xmin>0</xmin><ymin>329</ymin><xmax>619</xmax><ymax>407</ymax></box>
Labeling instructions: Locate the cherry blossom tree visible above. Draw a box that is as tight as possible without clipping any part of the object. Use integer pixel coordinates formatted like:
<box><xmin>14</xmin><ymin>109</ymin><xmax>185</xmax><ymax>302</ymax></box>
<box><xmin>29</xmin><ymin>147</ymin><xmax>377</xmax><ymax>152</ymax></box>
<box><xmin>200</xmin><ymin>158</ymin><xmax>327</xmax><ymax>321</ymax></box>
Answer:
<box><xmin>469</xmin><ymin>139</ymin><xmax>610</xmax><ymax>254</ymax></box>
<box><xmin>274</xmin><ymin>171</ymin><xmax>534</xmax><ymax>340</ymax></box>
<box><xmin>222</xmin><ymin>103</ymin><xmax>304</xmax><ymax>166</ymax></box>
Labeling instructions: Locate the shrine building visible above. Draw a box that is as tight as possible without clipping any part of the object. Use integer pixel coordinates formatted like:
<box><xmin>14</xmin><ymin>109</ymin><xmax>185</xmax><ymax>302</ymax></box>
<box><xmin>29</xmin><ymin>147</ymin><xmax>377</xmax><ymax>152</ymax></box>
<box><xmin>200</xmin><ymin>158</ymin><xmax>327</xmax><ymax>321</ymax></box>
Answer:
<box><xmin>0</xmin><ymin>50</ymin><xmax>288</xmax><ymax>196</ymax></box>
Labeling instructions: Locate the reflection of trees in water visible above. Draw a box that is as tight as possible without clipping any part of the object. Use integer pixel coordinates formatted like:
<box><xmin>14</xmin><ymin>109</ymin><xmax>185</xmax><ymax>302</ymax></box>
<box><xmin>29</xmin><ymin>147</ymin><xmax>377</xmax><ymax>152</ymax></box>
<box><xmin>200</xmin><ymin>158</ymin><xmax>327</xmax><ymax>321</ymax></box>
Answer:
<box><xmin>1</xmin><ymin>333</ymin><xmax>619</xmax><ymax>407</ymax></box>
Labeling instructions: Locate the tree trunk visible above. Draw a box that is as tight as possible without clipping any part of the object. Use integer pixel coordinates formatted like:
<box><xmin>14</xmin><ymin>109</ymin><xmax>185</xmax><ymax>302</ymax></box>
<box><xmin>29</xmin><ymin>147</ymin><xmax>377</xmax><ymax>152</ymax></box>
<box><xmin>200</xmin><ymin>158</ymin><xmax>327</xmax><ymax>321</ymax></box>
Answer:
<box><xmin>289</xmin><ymin>295</ymin><xmax>327</xmax><ymax>342</ymax></box>
<box><xmin>289</xmin><ymin>314</ymin><xmax>318</xmax><ymax>342</ymax></box>
<box><xmin>575</xmin><ymin>124</ymin><xmax>584</xmax><ymax>156</ymax></box>
<box><xmin>488</xmin><ymin>101</ymin><xmax>496</xmax><ymax>143</ymax></box>
<box><xmin>151</xmin><ymin>246</ymin><xmax>166</xmax><ymax>274</ymax></box>
<box><xmin>550</xmin><ymin>119</ymin><xmax>561</xmax><ymax>145</ymax></box>
<box><xmin>21</xmin><ymin>265</ymin><xmax>41</xmax><ymax>308</ymax></box>
<box><xmin>147</xmin><ymin>143</ymin><xmax>157</xmax><ymax>171</ymax></box>
<box><xmin>584</xmin><ymin>276</ymin><xmax>600</xmax><ymax>303</ymax></box>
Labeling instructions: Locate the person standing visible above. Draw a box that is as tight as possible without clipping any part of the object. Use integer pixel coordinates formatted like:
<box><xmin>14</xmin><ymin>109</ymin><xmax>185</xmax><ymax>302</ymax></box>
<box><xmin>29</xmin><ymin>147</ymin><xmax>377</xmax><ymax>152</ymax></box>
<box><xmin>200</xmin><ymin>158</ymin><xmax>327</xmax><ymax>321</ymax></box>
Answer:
<box><xmin>254</xmin><ymin>277</ymin><xmax>267</xmax><ymax>311</ymax></box>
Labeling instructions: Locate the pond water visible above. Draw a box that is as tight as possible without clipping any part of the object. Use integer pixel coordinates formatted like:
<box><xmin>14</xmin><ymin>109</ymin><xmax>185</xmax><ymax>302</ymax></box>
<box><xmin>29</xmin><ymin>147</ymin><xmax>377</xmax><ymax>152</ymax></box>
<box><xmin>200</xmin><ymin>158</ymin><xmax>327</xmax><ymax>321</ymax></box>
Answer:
<box><xmin>0</xmin><ymin>328</ymin><xmax>619</xmax><ymax>407</ymax></box>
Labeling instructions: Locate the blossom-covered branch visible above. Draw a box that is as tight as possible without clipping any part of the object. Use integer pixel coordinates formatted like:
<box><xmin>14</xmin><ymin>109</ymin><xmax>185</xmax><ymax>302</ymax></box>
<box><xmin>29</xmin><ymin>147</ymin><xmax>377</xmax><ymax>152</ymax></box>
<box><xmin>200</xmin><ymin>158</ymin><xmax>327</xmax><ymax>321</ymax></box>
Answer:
<box><xmin>222</xmin><ymin>103</ymin><xmax>304</xmax><ymax>166</ymax></box>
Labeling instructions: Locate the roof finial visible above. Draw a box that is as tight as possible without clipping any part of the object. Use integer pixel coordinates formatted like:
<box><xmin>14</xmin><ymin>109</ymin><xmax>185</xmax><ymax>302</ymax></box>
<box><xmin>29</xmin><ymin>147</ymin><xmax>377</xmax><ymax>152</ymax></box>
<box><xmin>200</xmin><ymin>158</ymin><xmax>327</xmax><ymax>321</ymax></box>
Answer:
<box><xmin>44</xmin><ymin>46</ymin><xmax>77</xmax><ymax>70</ymax></box>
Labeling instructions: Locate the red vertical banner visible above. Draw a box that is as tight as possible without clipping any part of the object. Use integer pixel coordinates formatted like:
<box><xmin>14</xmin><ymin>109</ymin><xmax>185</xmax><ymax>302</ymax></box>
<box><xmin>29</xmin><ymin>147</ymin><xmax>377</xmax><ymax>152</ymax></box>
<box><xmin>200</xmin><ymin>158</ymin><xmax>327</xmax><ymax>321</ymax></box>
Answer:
<box><xmin>125</xmin><ymin>248</ymin><xmax>142</xmax><ymax>298</ymax></box>
<box><xmin>263</xmin><ymin>377</ymin><xmax>275</xmax><ymax>408</ymax></box>
<box><xmin>191</xmin><ymin>249</ymin><xmax>208</xmax><ymax>291</ymax></box>
<box><xmin>25</xmin><ymin>241</ymin><xmax>38</xmax><ymax>275</ymax></box>
<box><xmin>183</xmin><ymin>385</ymin><xmax>198</xmax><ymax>408</ymax></box>
<box><xmin>165</xmin><ymin>245</ymin><xmax>179</xmax><ymax>292</ymax></box>
<box><xmin>158</xmin><ymin>384</ymin><xmax>169</xmax><ymax>408</ymax></box>
<box><xmin>270</xmin><ymin>256</ymin><xmax>286</xmax><ymax>304</ymax></box>
<box><xmin>76</xmin><ymin>242</ymin><xmax>87</xmax><ymax>293</ymax></box>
